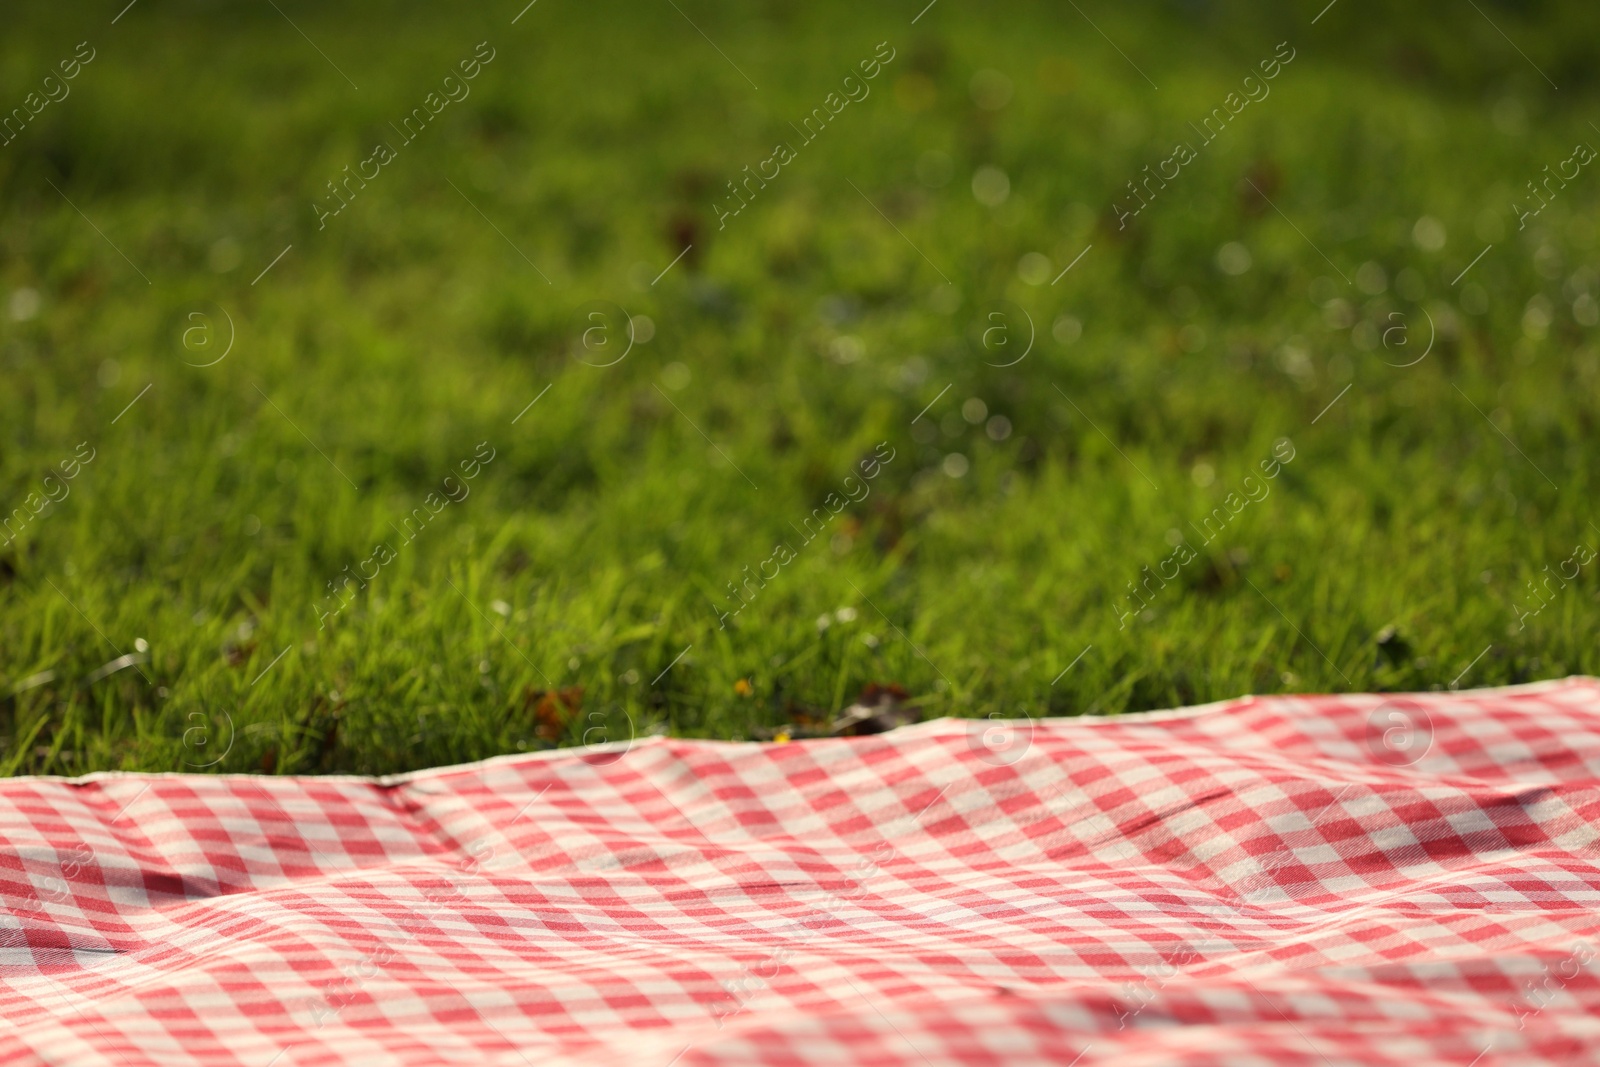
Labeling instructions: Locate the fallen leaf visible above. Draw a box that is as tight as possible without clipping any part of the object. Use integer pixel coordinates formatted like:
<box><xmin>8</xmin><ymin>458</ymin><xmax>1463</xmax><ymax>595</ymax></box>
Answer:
<box><xmin>524</xmin><ymin>686</ymin><xmax>585</xmax><ymax>743</ymax></box>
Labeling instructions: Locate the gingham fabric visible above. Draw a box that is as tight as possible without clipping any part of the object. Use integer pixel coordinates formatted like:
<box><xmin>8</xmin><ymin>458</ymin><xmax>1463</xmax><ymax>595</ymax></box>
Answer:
<box><xmin>6</xmin><ymin>679</ymin><xmax>1600</xmax><ymax>1066</ymax></box>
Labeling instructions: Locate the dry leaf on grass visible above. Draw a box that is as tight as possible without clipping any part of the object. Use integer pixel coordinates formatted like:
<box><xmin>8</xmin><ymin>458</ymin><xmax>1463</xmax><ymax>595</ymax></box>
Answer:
<box><xmin>523</xmin><ymin>685</ymin><xmax>585</xmax><ymax>743</ymax></box>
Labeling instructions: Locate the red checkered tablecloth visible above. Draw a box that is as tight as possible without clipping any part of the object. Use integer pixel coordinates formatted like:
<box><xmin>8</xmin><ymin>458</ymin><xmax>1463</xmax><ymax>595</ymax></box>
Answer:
<box><xmin>5</xmin><ymin>679</ymin><xmax>1600</xmax><ymax>1065</ymax></box>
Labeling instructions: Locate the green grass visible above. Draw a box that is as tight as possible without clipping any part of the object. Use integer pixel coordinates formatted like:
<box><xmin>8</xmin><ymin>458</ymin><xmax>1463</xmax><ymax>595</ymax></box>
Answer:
<box><xmin>2</xmin><ymin>0</ymin><xmax>1598</xmax><ymax>775</ymax></box>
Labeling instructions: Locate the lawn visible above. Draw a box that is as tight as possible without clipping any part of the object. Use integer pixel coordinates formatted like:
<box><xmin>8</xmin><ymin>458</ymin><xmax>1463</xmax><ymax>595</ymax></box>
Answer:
<box><xmin>1</xmin><ymin>0</ymin><xmax>1597</xmax><ymax>776</ymax></box>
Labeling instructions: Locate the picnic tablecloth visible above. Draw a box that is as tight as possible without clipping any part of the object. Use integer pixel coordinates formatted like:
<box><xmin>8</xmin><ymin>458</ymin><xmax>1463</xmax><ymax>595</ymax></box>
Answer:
<box><xmin>5</xmin><ymin>678</ymin><xmax>1600</xmax><ymax>1065</ymax></box>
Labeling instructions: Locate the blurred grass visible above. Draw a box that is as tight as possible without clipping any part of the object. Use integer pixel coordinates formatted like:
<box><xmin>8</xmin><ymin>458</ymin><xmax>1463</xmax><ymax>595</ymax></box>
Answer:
<box><xmin>1</xmin><ymin>0</ymin><xmax>1598</xmax><ymax>775</ymax></box>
